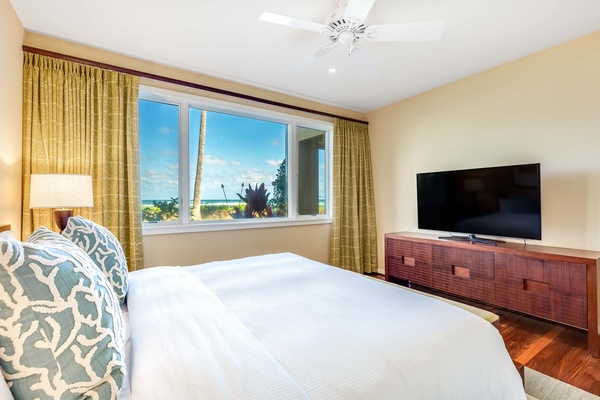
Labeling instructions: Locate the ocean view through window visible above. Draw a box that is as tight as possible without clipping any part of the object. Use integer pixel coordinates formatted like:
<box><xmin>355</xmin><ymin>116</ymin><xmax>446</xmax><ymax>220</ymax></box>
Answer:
<box><xmin>139</xmin><ymin>86</ymin><xmax>332</xmax><ymax>233</ymax></box>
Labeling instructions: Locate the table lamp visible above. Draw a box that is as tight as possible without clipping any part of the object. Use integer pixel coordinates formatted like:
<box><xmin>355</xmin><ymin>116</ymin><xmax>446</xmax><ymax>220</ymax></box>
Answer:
<box><xmin>29</xmin><ymin>174</ymin><xmax>94</xmax><ymax>232</ymax></box>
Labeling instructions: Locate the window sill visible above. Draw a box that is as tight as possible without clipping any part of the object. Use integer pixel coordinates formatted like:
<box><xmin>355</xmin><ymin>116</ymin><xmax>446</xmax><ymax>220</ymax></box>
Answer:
<box><xmin>142</xmin><ymin>216</ymin><xmax>332</xmax><ymax>236</ymax></box>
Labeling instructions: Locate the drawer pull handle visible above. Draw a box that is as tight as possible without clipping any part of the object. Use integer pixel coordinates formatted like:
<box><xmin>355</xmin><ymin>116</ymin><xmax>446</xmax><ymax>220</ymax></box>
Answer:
<box><xmin>402</xmin><ymin>256</ymin><xmax>415</xmax><ymax>267</ymax></box>
<box><xmin>523</xmin><ymin>279</ymin><xmax>550</xmax><ymax>293</ymax></box>
<box><xmin>452</xmin><ymin>265</ymin><xmax>470</xmax><ymax>278</ymax></box>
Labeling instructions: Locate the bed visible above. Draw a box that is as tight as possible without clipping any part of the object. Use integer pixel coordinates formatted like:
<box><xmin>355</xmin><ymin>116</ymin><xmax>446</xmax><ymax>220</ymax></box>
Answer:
<box><xmin>0</xmin><ymin>217</ymin><xmax>526</xmax><ymax>400</ymax></box>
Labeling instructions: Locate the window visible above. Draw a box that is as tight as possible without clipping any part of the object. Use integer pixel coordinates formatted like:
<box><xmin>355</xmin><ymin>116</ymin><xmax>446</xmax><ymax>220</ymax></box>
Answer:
<box><xmin>139</xmin><ymin>87</ymin><xmax>332</xmax><ymax>234</ymax></box>
<box><xmin>139</xmin><ymin>99</ymin><xmax>180</xmax><ymax>222</ymax></box>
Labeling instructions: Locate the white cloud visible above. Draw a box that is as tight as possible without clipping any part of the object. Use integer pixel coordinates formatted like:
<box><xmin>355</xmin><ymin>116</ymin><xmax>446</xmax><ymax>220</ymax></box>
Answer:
<box><xmin>231</xmin><ymin>160</ymin><xmax>242</xmax><ymax>167</ymax></box>
<box><xmin>237</xmin><ymin>168</ymin><xmax>272</xmax><ymax>185</ymax></box>
<box><xmin>266</xmin><ymin>159</ymin><xmax>283</xmax><ymax>167</ymax></box>
<box><xmin>141</xmin><ymin>168</ymin><xmax>178</xmax><ymax>200</ymax></box>
<box><xmin>159</xmin><ymin>126</ymin><xmax>172</xmax><ymax>135</ymax></box>
<box><xmin>200</xmin><ymin>166</ymin><xmax>277</xmax><ymax>199</ymax></box>
<box><xmin>205</xmin><ymin>155</ymin><xmax>228</xmax><ymax>166</ymax></box>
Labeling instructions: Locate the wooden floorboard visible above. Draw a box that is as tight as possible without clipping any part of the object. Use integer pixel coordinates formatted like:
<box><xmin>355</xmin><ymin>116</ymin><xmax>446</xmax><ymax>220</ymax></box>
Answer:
<box><xmin>376</xmin><ymin>277</ymin><xmax>600</xmax><ymax>396</ymax></box>
<box><xmin>495</xmin><ymin>306</ymin><xmax>600</xmax><ymax>396</ymax></box>
<box><xmin>513</xmin><ymin>326</ymin><xmax>565</xmax><ymax>366</ymax></box>
<box><xmin>489</xmin><ymin>306</ymin><xmax>600</xmax><ymax>395</ymax></box>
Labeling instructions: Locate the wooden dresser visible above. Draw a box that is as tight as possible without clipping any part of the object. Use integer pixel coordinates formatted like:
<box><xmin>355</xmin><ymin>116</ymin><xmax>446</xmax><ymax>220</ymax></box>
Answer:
<box><xmin>385</xmin><ymin>232</ymin><xmax>600</xmax><ymax>356</ymax></box>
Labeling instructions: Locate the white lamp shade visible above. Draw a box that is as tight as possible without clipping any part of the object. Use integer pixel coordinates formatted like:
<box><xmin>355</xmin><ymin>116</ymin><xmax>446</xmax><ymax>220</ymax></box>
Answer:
<box><xmin>30</xmin><ymin>174</ymin><xmax>94</xmax><ymax>209</ymax></box>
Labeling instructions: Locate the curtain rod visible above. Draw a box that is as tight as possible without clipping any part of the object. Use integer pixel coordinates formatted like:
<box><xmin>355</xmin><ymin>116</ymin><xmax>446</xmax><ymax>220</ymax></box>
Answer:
<box><xmin>23</xmin><ymin>46</ymin><xmax>368</xmax><ymax>125</ymax></box>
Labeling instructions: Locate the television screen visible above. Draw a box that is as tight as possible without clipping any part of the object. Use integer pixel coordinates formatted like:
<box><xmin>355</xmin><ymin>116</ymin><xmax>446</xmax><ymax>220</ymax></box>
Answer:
<box><xmin>416</xmin><ymin>163</ymin><xmax>541</xmax><ymax>240</ymax></box>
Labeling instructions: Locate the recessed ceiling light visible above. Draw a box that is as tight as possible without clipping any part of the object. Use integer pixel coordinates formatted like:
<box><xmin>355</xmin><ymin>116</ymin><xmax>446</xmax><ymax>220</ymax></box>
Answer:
<box><xmin>328</xmin><ymin>67</ymin><xmax>338</xmax><ymax>73</ymax></box>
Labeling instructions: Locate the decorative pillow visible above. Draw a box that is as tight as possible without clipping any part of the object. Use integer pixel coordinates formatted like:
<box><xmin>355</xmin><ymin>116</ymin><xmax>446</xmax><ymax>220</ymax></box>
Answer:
<box><xmin>0</xmin><ymin>230</ymin><xmax>16</xmax><ymax>241</ymax></box>
<box><xmin>0</xmin><ymin>227</ymin><xmax>125</xmax><ymax>399</ymax></box>
<box><xmin>62</xmin><ymin>216</ymin><xmax>129</xmax><ymax>303</ymax></box>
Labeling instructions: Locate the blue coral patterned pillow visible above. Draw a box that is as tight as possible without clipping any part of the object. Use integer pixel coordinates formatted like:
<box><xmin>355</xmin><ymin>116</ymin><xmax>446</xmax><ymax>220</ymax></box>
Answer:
<box><xmin>0</xmin><ymin>227</ymin><xmax>125</xmax><ymax>399</ymax></box>
<box><xmin>62</xmin><ymin>216</ymin><xmax>129</xmax><ymax>303</ymax></box>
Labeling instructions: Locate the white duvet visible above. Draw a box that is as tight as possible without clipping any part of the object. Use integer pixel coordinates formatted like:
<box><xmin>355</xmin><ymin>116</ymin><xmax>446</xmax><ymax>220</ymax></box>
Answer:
<box><xmin>125</xmin><ymin>253</ymin><xmax>526</xmax><ymax>400</ymax></box>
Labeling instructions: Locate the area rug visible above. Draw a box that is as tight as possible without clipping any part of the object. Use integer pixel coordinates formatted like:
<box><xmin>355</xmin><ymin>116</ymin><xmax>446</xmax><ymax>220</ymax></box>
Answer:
<box><xmin>525</xmin><ymin>367</ymin><xmax>600</xmax><ymax>400</ymax></box>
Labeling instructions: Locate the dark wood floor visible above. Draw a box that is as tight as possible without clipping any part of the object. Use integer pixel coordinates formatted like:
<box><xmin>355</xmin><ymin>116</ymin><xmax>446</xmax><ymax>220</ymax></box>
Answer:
<box><xmin>497</xmin><ymin>304</ymin><xmax>600</xmax><ymax>395</ymax></box>
<box><xmin>369</xmin><ymin>274</ymin><xmax>600</xmax><ymax>395</ymax></box>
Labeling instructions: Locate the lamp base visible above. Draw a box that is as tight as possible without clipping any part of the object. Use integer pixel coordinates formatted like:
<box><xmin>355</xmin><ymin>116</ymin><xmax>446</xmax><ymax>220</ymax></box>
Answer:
<box><xmin>53</xmin><ymin>209</ymin><xmax>73</xmax><ymax>233</ymax></box>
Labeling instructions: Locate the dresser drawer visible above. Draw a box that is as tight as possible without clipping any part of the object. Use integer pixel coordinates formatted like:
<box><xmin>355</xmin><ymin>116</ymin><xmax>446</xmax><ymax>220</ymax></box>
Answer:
<box><xmin>385</xmin><ymin>238</ymin><xmax>432</xmax><ymax>286</ymax></box>
<box><xmin>432</xmin><ymin>246</ymin><xmax>494</xmax><ymax>279</ymax></box>
<box><xmin>432</xmin><ymin>270</ymin><xmax>494</xmax><ymax>303</ymax></box>
<box><xmin>429</xmin><ymin>246</ymin><xmax>495</xmax><ymax>303</ymax></box>
<box><xmin>386</xmin><ymin>238</ymin><xmax>432</xmax><ymax>263</ymax></box>
<box><xmin>495</xmin><ymin>254</ymin><xmax>587</xmax><ymax>329</ymax></box>
<box><xmin>387</xmin><ymin>256</ymin><xmax>432</xmax><ymax>286</ymax></box>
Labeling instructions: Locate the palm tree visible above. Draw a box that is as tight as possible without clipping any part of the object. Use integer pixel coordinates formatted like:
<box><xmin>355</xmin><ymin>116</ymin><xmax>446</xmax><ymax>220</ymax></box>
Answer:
<box><xmin>191</xmin><ymin>110</ymin><xmax>207</xmax><ymax>220</ymax></box>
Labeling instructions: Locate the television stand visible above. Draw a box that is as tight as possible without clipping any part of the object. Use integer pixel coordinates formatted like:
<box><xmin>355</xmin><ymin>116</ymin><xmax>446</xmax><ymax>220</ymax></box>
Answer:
<box><xmin>385</xmin><ymin>232</ymin><xmax>600</xmax><ymax>357</ymax></box>
<box><xmin>438</xmin><ymin>233</ymin><xmax>504</xmax><ymax>246</ymax></box>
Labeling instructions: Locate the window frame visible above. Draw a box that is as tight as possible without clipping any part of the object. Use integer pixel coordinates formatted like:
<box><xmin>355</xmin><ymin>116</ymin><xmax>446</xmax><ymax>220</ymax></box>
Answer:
<box><xmin>139</xmin><ymin>86</ymin><xmax>333</xmax><ymax>236</ymax></box>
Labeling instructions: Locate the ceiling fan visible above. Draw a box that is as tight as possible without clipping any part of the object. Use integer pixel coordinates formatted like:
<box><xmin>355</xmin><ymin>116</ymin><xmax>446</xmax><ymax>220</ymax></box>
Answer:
<box><xmin>259</xmin><ymin>0</ymin><xmax>445</xmax><ymax>79</ymax></box>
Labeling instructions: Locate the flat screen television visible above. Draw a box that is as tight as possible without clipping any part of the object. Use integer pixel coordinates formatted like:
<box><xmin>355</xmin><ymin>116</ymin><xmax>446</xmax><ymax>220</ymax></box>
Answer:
<box><xmin>416</xmin><ymin>163</ymin><xmax>541</xmax><ymax>243</ymax></box>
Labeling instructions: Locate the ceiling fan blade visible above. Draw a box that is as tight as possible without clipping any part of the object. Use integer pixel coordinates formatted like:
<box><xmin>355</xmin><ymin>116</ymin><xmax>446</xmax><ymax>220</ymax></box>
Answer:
<box><xmin>366</xmin><ymin>21</ymin><xmax>445</xmax><ymax>42</ymax></box>
<box><xmin>289</xmin><ymin>44</ymin><xmax>337</xmax><ymax>72</ymax></box>
<box><xmin>259</xmin><ymin>12</ymin><xmax>328</xmax><ymax>34</ymax></box>
<box><xmin>343</xmin><ymin>0</ymin><xmax>377</xmax><ymax>23</ymax></box>
<box><xmin>349</xmin><ymin>46</ymin><xmax>378</xmax><ymax>80</ymax></box>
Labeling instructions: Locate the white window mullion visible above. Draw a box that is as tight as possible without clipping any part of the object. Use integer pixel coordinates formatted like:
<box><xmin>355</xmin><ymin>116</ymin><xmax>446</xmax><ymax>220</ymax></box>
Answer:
<box><xmin>326</xmin><ymin>125</ymin><xmax>333</xmax><ymax>217</ymax></box>
<box><xmin>288</xmin><ymin>123</ymin><xmax>297</xmax><ymax>219</ymax></box>
<box><xmin>179</xmin><ymin>100</ymin><xmax>190</xmax><ymax>225</ymax></box>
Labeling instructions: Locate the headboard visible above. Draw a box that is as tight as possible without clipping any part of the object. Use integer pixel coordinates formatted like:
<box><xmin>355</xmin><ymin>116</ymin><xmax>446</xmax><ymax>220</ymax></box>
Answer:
<box><xmin>0</xmin><ymin>224</ymin><xmax>11</xmax><ymax>232</ymax></box>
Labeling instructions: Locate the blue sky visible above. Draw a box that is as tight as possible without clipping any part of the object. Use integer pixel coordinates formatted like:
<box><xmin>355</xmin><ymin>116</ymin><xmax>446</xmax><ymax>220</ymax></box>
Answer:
<box><xmin>139</xmin><ymin>99</ymin><xmax>287</xmax><ymax>201</ymax></box>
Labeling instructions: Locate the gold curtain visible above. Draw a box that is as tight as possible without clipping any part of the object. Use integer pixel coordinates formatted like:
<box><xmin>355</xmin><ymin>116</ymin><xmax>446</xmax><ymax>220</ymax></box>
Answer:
<box><xmin>22</xmin><ymin>52</ymin><xmax>143</xmax><ymax>271</ymax></box>
<box><xmin>330</xmin><ymin>118</ymin><xmax>378</xmax><ymax>273</ymax></box>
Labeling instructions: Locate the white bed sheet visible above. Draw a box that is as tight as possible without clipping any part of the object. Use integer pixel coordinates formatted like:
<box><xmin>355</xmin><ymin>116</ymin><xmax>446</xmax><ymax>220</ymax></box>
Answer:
<box><xmin>125</xmin><ymin>253</ymin><xmax>526</xmax><ymax>400</ymax></box>
<box><xmin>0</xmin><ymin>376</ymin><xmax>13</xmax><ymax>400</ymax></box>
<box><xmin>118</xmin><ymin>303</ymin><xmax>131</xmax><ymax>400</ymax></box>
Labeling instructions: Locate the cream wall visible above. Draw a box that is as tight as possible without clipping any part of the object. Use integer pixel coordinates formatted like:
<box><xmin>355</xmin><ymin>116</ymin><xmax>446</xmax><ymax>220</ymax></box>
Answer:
<box><xmin>19</xmin><ymin>32</ymin><xmax>367</xmax><ymax>266</ymax></box>
<box><xmin>143</xmin><ymin>224</ymin><xmax>331</xmax><ymax>267</ymax></box>
<box><xmin>0</xmin><ymin>0</ymin><xmax>24</xmax><ymax>238</ymax></box>
<box><xmin>368</xmin><ymin>32</ymin><xmax>600</xmax><ymax>272</ymax></box>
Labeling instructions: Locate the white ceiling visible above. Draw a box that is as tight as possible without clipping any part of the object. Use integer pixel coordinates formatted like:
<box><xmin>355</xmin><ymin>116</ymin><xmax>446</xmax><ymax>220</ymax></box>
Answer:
<box><xmin>10</xmin><ymin>0</ymin><xmax>600</xmax><ymax>113</ymax></box>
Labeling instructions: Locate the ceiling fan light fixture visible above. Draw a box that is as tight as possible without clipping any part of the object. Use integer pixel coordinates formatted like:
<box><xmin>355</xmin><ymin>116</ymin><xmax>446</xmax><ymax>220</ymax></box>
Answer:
<box><xmin>338</xmin><ymin>30</ymin><xmax>356</xmax><ymax>47</ymax></box>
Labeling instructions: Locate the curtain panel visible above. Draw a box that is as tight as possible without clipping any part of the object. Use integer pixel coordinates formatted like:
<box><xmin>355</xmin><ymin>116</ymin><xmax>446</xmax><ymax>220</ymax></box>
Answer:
<box><xmin>22</xmin><ymin>52</ymin><xmax>143</xmax><ymax>271</ymax></box>
<box><xmin>330</xmin><ymin>118</ymin><xmax>378</xmax><ymax>273</ymax></box>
